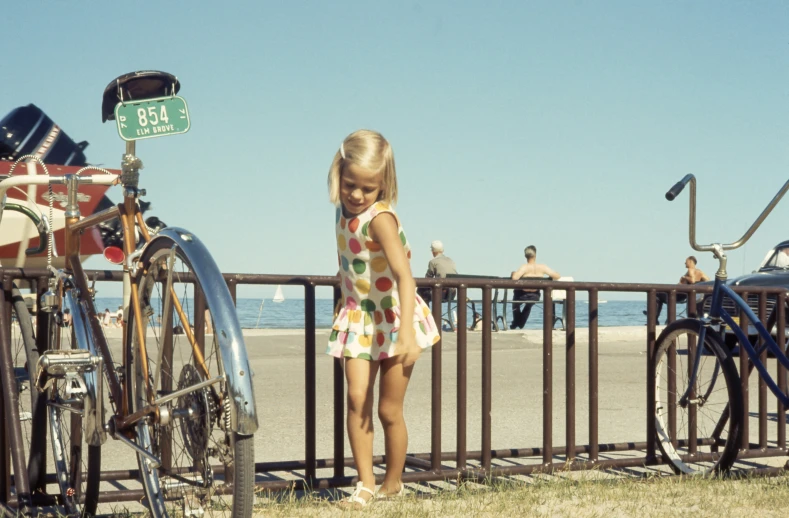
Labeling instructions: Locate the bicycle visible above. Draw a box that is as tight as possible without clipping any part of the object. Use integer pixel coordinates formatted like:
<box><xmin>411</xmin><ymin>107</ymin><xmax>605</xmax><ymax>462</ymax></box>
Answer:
<box><xmin>0</xmin><ymin>183</ymin><xmax>57</xmax><ymax>514</ymax></box>
<box><xmin>2</xmin><ymin>70</ymin><xmax>258</xmax><ymax>517</ymax></box>
<box><xmin>653</xmin><ymin>173</ymin><xmax>789</xmax><ymax>475</ymax></box>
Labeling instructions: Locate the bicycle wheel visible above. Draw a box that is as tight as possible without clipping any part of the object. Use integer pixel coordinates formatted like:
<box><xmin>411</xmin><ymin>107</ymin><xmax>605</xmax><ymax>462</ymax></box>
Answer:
<box><xmin>46</xmin><ymin>295</ymin><xmax>101</xmax><ymax>516</ymax></box>
<box><xmin>127</xmin><ymin>234</ymin><xmax>255</xmax><ymax>517</ymax></box>
<box><xmin>654</xmin><ymin>319</ymin><xmax>742</xmax><ymax>475</ymax></box>
<box><xmin>9</xmin><ymin>286</ymin><xmax>42</xmax><ymax>497</ymax></box>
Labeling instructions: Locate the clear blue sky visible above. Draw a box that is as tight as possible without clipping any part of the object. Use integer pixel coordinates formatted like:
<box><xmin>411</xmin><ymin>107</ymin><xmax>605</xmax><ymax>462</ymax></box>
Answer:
<box><xmin>5</xmin><ymin>1</ymin><xmax>789</xmax><ymax>300</ymax></box>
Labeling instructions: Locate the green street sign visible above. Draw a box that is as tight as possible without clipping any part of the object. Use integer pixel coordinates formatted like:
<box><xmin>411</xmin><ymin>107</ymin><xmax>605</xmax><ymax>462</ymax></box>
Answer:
<box><xmin>114</xmin><ymin>96</ymin><xmax>190</xmax><ymax>141</ymax></box>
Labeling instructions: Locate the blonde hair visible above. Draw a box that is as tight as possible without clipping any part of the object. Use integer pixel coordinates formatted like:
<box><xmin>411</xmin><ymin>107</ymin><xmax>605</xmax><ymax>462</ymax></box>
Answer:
<box><xmin>327</xmin><ymin>129</ymin><xmax>398</xmax><ymax>205</ymax></box>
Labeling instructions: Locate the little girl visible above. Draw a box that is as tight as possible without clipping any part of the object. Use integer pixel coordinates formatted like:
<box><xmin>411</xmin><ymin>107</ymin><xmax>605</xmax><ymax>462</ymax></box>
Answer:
<box><xmin>326</xmin><ymin>129</ymin><xmax>440</xmax><ymax>509</ymax></box>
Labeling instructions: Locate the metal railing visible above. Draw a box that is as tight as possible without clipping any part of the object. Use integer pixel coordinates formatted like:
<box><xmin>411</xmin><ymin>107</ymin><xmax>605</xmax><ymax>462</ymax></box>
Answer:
<box><xmin>0</xmin><ymin>268</ymin><xmax>787</xmax><ymax>506</ymax></box>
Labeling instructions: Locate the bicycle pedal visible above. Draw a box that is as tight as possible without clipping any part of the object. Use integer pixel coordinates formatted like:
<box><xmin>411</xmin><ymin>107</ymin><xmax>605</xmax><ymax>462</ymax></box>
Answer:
<box><xmin>38</xmin><ymin>350</ymin><xmax>98</xmax><ymax>375</ymax></box>
<box><xmin>35</xmin><ymin>350</ymin><xmax>100</xmax><ymax>392</ymax></box>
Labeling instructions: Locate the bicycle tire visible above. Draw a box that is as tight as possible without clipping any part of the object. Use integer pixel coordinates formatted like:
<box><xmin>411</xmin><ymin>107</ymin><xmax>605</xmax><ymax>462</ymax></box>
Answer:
<box><xmin>9</xmin><ymin>286</ymin><xmax>41</xmax><ymax>501</ymax></box>
<box><xmin>126</xmin><ymin>234</ymin><xmax>255</xmax><ymax>517</ymax></box>
<box><xmin>654</xmin><ymin>319</ymin><xmax>743</xmax><ymax>475</ymax></box>
<box><xmin>46</xmin><ymin>300</ymin><xmax>101</xmax><ymax>516</ymax></box>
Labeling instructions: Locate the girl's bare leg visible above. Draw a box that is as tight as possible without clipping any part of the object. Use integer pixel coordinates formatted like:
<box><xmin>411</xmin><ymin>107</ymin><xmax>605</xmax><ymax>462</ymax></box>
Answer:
<box><xmin>377</xmin><ymin>356</ymin><xmax>415</xmax><ymax>495</ymax></box>
<box><xmin>344</xmin><ymin>358</ymin><xmax>380</xmax><ymax>503</ymax></box>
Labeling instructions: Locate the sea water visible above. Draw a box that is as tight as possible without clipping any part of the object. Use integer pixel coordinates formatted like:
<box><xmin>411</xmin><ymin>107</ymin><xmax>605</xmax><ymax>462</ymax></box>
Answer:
<box><xmin>94</xmin><ymin>297</ymin><xmax>669</xmax><ymax>330</ymax></box>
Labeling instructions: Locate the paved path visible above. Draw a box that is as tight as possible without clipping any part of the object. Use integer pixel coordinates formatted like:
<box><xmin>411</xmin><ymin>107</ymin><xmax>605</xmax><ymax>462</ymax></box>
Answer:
<box><xmin>248</xmin><ymin>325</ymin><xmax>787</xmax><ymax>473</ymax></box>
<box><xmin>26</xmin><ymin>325</ymin><xmax>789</xmax><ymax>512</ymax></box>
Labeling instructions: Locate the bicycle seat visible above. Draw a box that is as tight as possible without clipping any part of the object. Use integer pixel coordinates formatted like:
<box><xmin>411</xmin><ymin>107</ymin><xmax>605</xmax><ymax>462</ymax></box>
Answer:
<box><xmin>101</xmin><ymin>71</ymin><xmax>181</xmax><ymax>122</ymax></box>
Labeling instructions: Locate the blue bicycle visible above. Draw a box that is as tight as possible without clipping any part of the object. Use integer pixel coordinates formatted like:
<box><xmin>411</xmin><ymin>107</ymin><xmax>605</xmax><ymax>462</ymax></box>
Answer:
<box><xmin>654</xmin><ymin>174</ymin><xmax>789</xmax><ymax>475</ymax></box>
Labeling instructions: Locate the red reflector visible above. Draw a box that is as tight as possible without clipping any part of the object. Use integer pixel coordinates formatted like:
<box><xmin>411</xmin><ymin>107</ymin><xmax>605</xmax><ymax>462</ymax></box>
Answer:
<box><xmin>103</xmin><ymin>246</ymin><xmax>125</xmax><ymax>265</ymax></box>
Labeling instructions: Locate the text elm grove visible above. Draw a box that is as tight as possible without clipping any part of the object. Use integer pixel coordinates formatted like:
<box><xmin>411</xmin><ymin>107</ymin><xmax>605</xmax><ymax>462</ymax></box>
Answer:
<box><xmin>136</xmin><ymin>124</ymin><xmax>176</xmax><ymax>136</ymax></box>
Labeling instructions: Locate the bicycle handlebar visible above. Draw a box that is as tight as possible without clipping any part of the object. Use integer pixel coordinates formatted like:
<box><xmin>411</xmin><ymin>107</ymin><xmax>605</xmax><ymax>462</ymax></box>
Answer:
<box><xmin>0</xmin><ymin>172</ymin><xmax>117</xmax><ymax>257</ymax></box>
<box><xmin>666</xmin><ymin>174</ymin><xmax>789</xmax><ymax>253</ymax></box>
<box><xmin>665</xmin><ymin>174</ymin><xmax>693</xmax><ymax>201</ymax></box>
<box><xmin>0</xmin><ymin>174</ymin><xmax>118</xmax><ymax>198</ymax></box>
<box><xmin>4</xmin><ymin>204</ymin><xmax>49</xmax><ymax>255</ymax></box>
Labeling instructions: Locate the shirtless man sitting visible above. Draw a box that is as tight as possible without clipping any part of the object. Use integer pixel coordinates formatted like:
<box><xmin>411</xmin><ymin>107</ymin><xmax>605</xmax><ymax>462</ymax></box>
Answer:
<box><xmin>680</xmin><ymin>255</ymin><xmax>710</xmax><ymax>285</ymax></box>
<box><xmin>644</xmin><ymin>256</ymin><xmax>710</xmax><ymax>325</ymax></box>
<box><xmin>510</xmin><ymin>245</ymin><xmax>560</xmax><ymax>329</ymax></box>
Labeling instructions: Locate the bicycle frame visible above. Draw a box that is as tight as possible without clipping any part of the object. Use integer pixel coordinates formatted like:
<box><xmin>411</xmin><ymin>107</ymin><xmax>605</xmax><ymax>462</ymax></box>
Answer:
<box><xmin>668</xmin><ymin>174</ymin><xmax>789</xmax><ymax>411</ymax></box>
<box><xmin>1</xmin><ymin>74</ymin><xmax>259</xmax><ymax>510</ymax></box>
<box><xmin>60</xmin><ymin>180</ymin><xmax>227</xmax><ymax>433</ymax></box>
<box><xmin>692</xmin><ymin>278</ymin><xmax>789</xmax><ymax>409</ymax></box>
<box><xmin>0</xmin><ymin>160</ymin><xmax>257</xmax><ymax>436</ymax></box>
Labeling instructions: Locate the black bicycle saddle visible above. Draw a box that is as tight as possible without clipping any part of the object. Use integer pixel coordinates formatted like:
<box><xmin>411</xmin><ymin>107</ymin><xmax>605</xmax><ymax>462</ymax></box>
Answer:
<box><xmin>101</xmin><ymin>71</ymin><xmax>181</xmax><ymax>122</ymax></box>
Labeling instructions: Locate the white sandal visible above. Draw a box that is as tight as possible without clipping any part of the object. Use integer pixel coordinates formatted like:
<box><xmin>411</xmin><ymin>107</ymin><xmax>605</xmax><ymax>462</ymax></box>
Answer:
<box><xmin>339</xmin><ymin>482</ymin><xmax>376</xmax><ymax>509</ymax></box>
<box><xmin>376</xmin><ymin>482</ymin><xmax>405</xmax><ymax>500</ymax></box>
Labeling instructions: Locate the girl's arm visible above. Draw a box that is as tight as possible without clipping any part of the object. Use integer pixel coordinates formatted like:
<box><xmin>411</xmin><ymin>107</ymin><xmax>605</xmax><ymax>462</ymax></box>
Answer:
<box><xmin>369</xmin><ymin>212</ymin><xmax>420</xmax><ymax>365</ymax></box>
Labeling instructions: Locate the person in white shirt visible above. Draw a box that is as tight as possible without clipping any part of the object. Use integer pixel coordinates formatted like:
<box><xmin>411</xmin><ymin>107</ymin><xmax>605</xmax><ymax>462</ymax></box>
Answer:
<box><xmin>102</xmin><ymin>308</ymin><xmax>112</xmax><ymax>327</ymax></box>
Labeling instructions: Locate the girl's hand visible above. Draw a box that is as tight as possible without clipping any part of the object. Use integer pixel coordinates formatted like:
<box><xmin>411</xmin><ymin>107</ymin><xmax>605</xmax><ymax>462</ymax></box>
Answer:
<box><xmin>395</xmin><ymin>327</ymin><xmax>421</xmax><ymax>367</ymax></box>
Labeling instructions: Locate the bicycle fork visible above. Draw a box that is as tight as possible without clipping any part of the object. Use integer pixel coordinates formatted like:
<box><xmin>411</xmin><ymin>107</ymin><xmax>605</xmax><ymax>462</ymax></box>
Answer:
<box><xmin>679</xmin><ymin>321</ymin><xmax>721</xmax><ymax>408</ymax></box>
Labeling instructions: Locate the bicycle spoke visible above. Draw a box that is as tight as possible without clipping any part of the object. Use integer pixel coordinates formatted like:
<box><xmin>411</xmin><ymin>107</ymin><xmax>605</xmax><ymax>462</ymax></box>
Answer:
<box><xmin>654</xmin><ymin>320</ymin><xmax>742</xmax><ymax>475</ymax></box>
<box><xmin>129</xmin><ymin>241</ymin><xmax>254</xmax><ymax>517</ymax></box>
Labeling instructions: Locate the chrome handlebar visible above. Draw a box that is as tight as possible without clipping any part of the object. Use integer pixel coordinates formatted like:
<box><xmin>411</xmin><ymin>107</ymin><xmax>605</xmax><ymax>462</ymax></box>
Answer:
<box><xmin>0</xmin><ymin>173</ymin><xmax>118</xmax><ymax>199</ymax></box>
<box><xmin>666</xmin><ymin>174</ymin><xmax>789</xmax><ymax>253</ymax></box>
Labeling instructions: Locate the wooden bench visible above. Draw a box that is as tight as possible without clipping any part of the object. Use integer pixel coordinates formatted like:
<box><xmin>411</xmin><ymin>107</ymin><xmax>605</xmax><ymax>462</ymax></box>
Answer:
<box><xmin>498</xmin><ymin>277</ymin><xmax>572</xmax><ymax>330</ymax></box>
<box><xmin>437</xmin><ymin>275</ymin><xmax>572</xmax><ymax>332</ymax></box>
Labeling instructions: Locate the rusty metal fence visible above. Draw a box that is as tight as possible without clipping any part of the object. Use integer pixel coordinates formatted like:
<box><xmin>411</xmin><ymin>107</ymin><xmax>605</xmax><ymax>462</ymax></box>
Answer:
<box><xmin>0</xmin><ymin>268</ymin><xmax>787</xmax><ymax>506</ymax></box>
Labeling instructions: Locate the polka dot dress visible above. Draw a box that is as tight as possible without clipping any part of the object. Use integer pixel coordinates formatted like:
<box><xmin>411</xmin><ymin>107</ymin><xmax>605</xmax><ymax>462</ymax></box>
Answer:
<box><xmin>327</xmin><ymin>202</ymin><xmax>440</xmax><ymax>361</ymax></box>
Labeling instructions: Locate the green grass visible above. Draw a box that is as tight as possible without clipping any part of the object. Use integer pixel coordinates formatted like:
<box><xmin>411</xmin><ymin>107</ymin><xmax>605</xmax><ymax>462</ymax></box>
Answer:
<box><xmin>252</xmin><ymin>473</ymin><xmax>789</xmax><ymax>517</ymax></box>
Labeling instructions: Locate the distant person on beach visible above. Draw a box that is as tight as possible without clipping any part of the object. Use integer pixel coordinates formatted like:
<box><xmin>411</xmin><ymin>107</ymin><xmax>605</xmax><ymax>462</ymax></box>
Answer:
<box><xmin>115</xmin><ymin>306</ymin><xmax>123</xmax><ymax>328</ymax></box>
<box><xmin>327</xmin><ymin>129</ymin><xmax>440</xmax><ymax>509</ymax></box>
<box><xmin>510</xmin><ymin>245</ymin><xmax>560</xmax><ymax>329</ymax></box>
<box><xmin>418</xmin><ymin>240</ymin><xmax>458</xmax><ymax>305</ymax></box>
<box><xmin>644</xmin><ymin>256</ymin><xmax>710</xmax><ymax>325</ymax></box>
<box><xmin>102</xmin><ymin>308</ymin><xmax>112</xmax><ymax>328</ymax></box>
<box><xmin>204</xmin><ymin>309</ymin><xmax>212</xmax><ymax>334</ymax></box>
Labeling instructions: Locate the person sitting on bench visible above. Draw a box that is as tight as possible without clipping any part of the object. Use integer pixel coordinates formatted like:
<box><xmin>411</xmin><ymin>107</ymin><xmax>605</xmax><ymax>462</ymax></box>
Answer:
<box><xmin>510</xmin><ymin>245</ymin><xmax>560</xmax><ymax>329</ymax></box>
<box><xmin>418</xmin><ymin>240</ymin><xmax>458</xmax><ymax>305</ymax></box>
<box><xmin>643</xmin><ymin>255</ymin><xmax>709</xmax><ymax>325</ymax></box>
